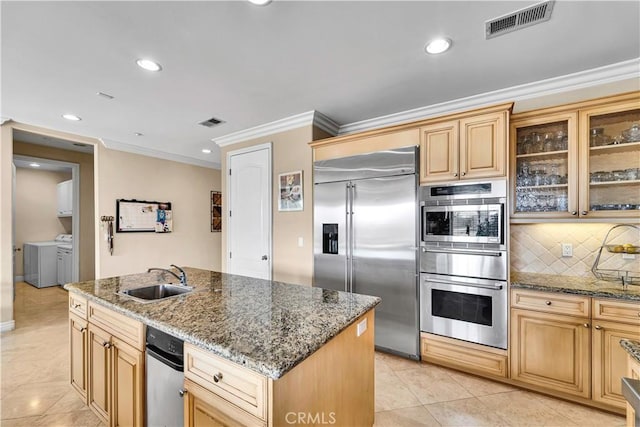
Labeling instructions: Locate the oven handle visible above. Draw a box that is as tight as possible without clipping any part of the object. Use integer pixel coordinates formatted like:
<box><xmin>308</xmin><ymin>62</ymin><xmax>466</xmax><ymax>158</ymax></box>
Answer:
<box><xmin>423</xmin><ymin>247</ymin><xmax>503</xmax><ymax>257</ymax></box>
<box><xmin>426</xmin><ymin>278</ymin><xmax>504</xmax><ymax>291</ymax></box>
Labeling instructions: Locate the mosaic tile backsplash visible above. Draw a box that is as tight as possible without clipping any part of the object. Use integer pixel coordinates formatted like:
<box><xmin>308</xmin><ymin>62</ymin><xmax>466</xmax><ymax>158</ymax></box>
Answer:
<box><xmin>510</xmin><ymin>223</ymin><xmax>640</xmax><ymax>277</ymax></box>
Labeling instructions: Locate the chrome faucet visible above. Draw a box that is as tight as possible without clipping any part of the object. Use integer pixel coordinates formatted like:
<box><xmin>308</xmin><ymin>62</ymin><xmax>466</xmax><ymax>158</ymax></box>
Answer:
<box><xmin>147</xmin><ymin>265</ymin><xmax>188</xmax><ymax>286</ymax></box>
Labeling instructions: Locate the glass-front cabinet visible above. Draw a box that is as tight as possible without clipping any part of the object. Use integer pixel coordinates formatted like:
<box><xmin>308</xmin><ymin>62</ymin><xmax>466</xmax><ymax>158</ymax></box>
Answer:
<box><xmin>579</xmin><ymin>102</ymin><xmax>640</xmax><ymax>219</ymax></box>
<box><xmin>511</xmin><ymin>112</ymin><xmax>578</xmax><ymax>218</ymax></box>
<box><xmin>510</xmin><ymin>92</ymin><xmax>640</xmax><ymax>220</ymax></box>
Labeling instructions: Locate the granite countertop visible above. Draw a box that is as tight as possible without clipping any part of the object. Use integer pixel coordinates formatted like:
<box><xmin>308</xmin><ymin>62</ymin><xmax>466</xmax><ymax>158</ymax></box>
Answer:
<box><xmin>511</xmin><ymin>271</ymin><xmax>640</xmax><ymax>302</ymax></box>
<box><xmin>621</xmin><ymin>339</ymin><xmax>640</xmax><ymax>364</ymax></box>
<box><xmin>64</xmin><ymin>268</ymin><xmax>380</xmax><ymax>380</ymax></box>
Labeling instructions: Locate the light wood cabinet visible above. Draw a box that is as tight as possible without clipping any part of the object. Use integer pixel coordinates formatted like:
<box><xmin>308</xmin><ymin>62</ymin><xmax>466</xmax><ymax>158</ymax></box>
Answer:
<box><xmin>69</xmin><ymin>312</ymin><xmax>88</xmax><ymax>402</ymax></box>
<box><xmin>510</xmin><ymin>91</ymin><xmax>640</xmax><ymax>220</ymax></box>
<box><xmin>183</xmin><ymin>378</ymin><xmax>265</xmax><ymax>427</ymax></box>
<box><xmin>509</xmin><ymin>290</ymin><xmax>639</xmax><ymax>414</ymax></box>
<box><xmin>420</xmin><ymin>110</ymin><xmax>507</xmax><ymax>184</ymax></box>
<box><xmin>510</xmin><ymin>307</ymin><xmax>591</xmax><ymax>398</ymax></box>
<box><xmin>85</xmin><ymin>302</ymin><xmax>145</xmax><ymax>427</ymax></box>
<box><xmin>628</xmin><ymin>355</ymin><xmax>640</xmax><ymax>427</ymax></box>
<box><xmin>183</xmin><ymin>310</ymin><xmax>375</xmax><ymax>427</ymax></box>
<box><xmin>592</xmin><ymin>298</ymin><xmax>640</xmax><ymax>410</ymax></box>
<box><xmin>421</xmin><ymin>332</ymin><xmax>508</xmax><ymax>378</ymax></box>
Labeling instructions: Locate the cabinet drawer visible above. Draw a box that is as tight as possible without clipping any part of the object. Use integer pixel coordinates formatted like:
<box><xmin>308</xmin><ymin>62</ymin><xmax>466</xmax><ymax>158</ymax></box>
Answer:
<box><xmin>184</xmin><ymin>343</ymin><xmax>267</xmax><ymax>421</ymax></box>
<box><xmin>87</xmin><ymin>302</ymin><xmax>144</xmax><ymax>351</ymax></box>
<box><xmin>69</xmin><ymin>294</ymin><xmax>87</xmax><ymax>318</ymax></box>
<box><xmin>593</xmin><ymin>299</ymin><xmax>640</xmax><ymax>324</ymax></box>
<box><xmin>511</xmin><ymin>289</ymin><xmax>590</xmax><ymax>317</ymax></box>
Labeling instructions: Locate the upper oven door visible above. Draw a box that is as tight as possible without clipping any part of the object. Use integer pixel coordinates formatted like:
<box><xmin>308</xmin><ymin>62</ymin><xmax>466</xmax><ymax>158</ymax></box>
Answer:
<box><xmin>422</xmin><ymin>204</ymin><xmax>503</xmax><ymax>245</ymax></box>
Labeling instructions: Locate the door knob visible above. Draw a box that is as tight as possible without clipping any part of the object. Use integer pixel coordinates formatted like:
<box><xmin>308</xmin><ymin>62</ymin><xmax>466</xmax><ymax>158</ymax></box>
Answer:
<box><xmin>261</xmin><ymin>255</ymin><xmax>268</xmax><ymax>261</ymax></box>
<box><xmin>178</xmin><ymin>389</ymin><xmax>187</xmax><ymax>397</ymax></box>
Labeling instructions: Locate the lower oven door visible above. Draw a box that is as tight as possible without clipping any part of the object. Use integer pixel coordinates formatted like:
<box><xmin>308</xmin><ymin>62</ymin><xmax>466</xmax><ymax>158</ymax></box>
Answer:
<box><xmin>420</xmin><ymin>273</ymin><xmax>507</xmax><ymax>349</ymax></box>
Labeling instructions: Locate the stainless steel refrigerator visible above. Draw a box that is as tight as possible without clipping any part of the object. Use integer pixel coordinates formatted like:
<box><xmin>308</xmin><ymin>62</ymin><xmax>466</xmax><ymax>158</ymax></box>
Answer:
<box><xmin>313</xmin><ymin>146</ymin><xmax>419</xmax><ymax>359</ymax></box>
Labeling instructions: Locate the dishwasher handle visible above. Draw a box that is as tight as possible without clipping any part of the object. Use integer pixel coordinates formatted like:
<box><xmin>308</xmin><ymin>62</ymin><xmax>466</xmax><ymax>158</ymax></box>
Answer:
<box><xmin>147</xmin><ymin>345</ymin><xmax>184</xmax><ymax>371</ymax></box>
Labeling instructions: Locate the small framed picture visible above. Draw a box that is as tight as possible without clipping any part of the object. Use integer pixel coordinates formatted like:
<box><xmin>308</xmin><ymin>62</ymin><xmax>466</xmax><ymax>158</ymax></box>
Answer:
<box><xmin>278</xmin><ymin>171</ymin><xmax>303</xmax><ymax>212</ymax></box>
<box><xmin>211</xmin><ymin>191</ymin><xmax>222</xmax><ymax>232</ymax></box>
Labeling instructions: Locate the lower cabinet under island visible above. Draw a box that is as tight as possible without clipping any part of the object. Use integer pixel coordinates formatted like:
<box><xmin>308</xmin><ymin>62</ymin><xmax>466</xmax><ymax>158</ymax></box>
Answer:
<box><xmin>66</xmin><ymin>269</ymin><xmax>379</xmax><ymax>427</ymax></box>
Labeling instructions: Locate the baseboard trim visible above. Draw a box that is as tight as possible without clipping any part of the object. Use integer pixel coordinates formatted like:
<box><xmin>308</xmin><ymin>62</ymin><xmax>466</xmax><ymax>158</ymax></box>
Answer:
<box><xmin>1</xmin><ymin>320</ymin><xmax>16</xmax><ymax>332</ymax></box>
<box><xmin>14</xmin><ymin>275</ymin><xmax>24</xmax><ymax>282</ymax></box>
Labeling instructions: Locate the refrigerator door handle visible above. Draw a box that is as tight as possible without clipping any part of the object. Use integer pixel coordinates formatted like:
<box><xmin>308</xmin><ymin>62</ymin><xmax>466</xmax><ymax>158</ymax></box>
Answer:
<box><xmin>344</xmin><ymin>183</ymin><xmax>350</xmax><ymax>292</ymax></box>
<box><xmin>349</xmin><ymin>183</ymin><xmax>356</xmax><ymax>293</ymax></box>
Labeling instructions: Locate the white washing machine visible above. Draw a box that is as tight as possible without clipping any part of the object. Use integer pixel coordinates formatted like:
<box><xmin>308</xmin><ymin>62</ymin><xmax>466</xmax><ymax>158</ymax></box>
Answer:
<box><xmin>24</xmin><ymin>234</ymin><xmax>72</xmax><ymax>288</ymax></box>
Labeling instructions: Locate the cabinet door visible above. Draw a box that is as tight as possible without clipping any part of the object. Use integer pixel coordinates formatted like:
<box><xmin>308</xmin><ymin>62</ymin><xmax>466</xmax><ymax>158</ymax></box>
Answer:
<box><xmin>184</xmin><ymin>379</ymin><xmax>265</xmax><ymax>427</ymax></box>
<box><xmin>510</xmin><ymin>111</ymin><xmax>578</xmax><ymax>219</ymax></box>
<box><xmin>69</xmin><ymin>313</ymin><xmax>88</xmax><ymax>402</ymax></box>
<box><xmin>112</xmin><ymin>337</ymin><xmax>144</xmax><ymax>427</ymax></box>
<box><xmin>579</xmin><ymin>99</ymin><xmax>640</xmax><ymax>219</ymax></box>
<box><xmin>57</xmin><ymin>251</ymin><xmax>64</xmax><ymax>285</ymax></box>
<box><xmin>88</xmin><ymin>324</ymin><xmax>111</xmax><ymax>424</ymax></box>
<box><xmin>419</xmin><ymin>121</ymin><xmax>458</xmax><ymax>183</ymax></box>
<box><xmin>459</xmin><ymin>112</ymin><xmax>506</xmax><ymax>180</ymax></box>
<box><xmin>592</xmin><ymin>320</ymin><xmax>640</xmax><ymax>409</ymax></box>
<box><xmin>57</xmin><ymin>182</ymin><xmax>66</xmax><ymax>215</ymax></box>
<box><xmin>510</xmin><ymin>308</ymin><xmax>591</xmax><ymax>398</ymax></box>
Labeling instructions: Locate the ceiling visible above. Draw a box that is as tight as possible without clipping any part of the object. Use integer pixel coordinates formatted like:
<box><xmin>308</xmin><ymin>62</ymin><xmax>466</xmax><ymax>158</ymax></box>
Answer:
<box><xmin>13</xmin><ymin>130</ymin><xmax>94</xmax><ymax>154</ymax></box>
<box><xmin>2</xmin><ymin>1</ymin><xmax>639</xmax><ymax>169</ymax></box>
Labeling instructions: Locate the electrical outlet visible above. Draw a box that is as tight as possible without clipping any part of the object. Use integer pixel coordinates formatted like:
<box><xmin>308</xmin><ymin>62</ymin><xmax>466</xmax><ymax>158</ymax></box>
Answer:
<box><xmin>297</xmin><ymin>237</ymin><xmax>304</xmax><ymax>247</ymax></box>
<box><xmin>561</xmin><ymin>243</ymin><xmax>573</xmax><ymax>257</ymax></box>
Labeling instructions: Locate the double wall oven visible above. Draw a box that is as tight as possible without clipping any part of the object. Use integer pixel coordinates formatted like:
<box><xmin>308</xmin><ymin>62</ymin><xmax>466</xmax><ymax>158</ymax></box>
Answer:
<box><xmin>420</xmin><ymin>180</ymin><xmax>508</xmax><ymax>349</ymax></box>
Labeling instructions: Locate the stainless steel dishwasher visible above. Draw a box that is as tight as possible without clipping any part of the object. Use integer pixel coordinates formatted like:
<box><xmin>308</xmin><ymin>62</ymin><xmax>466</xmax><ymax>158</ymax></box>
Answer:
<box><xmin>146</xmin><ymin>326</ymin><xmax>184</xmax><ymax>427</ymax></box>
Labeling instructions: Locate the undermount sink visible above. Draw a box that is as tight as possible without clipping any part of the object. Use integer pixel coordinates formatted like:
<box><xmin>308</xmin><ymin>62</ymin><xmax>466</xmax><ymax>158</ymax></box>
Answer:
<box><xmin>119</xmin><ymin>284</ymin><xmax>193</xmax><ymax>303</ymax></box>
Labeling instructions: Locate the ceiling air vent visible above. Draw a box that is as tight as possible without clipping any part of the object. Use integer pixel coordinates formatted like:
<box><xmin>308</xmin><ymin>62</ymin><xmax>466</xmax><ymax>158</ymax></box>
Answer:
<box><xmin>199</xmin><ymin>116</ymin><xmax>225</xmax><ymax>128</ymax></box>
<box><xmin>485</xmin><ymin>0</ymin><xmax>555</xmax><ymax>39</ymax></box>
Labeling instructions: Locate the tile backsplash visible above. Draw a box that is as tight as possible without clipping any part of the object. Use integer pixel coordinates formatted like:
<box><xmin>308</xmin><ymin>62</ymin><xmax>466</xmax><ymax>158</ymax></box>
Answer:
<box><xmin>510</xmin><ymin>223</ymin><xmax>640</xmax><ymax>277</ymax></box>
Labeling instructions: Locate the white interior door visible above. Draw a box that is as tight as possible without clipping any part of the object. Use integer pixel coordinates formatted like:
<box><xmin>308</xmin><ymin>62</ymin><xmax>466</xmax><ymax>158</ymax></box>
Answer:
<box><xmin>227</xmin><ymin>144</ymin><xmax>272</xmax><ymax>280</ymax></box>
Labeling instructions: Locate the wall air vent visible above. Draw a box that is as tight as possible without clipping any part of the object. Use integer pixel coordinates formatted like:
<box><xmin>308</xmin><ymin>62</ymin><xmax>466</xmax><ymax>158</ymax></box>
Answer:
<box><xmin>485</xmin><ymin>0</ymin><xmax>555</xmax><ymax>39</ymax></box>
<box><xmin>199</xmin><ymin>117</ymin><xmax>225</xmax><ymax>128</ymax></box>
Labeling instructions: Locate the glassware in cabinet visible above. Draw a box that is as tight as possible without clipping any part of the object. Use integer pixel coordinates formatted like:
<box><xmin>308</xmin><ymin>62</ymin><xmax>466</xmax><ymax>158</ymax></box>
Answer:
<box><xmin>582</xmin><ymin>107</ymin><xmax>640</xmax><ymax>216</ymax></box>
<box><xmin>512</xmin><ymin>117</ymin><xmax>575</xmax><ymax>217</ymax></box>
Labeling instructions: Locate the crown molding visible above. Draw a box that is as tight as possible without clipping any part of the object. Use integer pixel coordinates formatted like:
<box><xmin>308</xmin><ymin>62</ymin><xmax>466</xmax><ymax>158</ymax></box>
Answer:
<box><xmin>338</xmin><ymin>58</ymin><xmax>640</xmax><ymax>135</ymax></box>
<box><xmin>213</xmin><ymin>110</ymin><xmax>339</xmax><ymax>147</ymax></box>
<box><xmin>100</xmin><ymin>138</ymin><xmax>220</xmax><ymax>169</ymax></box>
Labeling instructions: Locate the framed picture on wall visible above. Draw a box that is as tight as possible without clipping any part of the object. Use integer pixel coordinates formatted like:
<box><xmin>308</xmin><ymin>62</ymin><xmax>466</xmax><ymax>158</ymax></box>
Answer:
<box><xmin>211</xmin><ymin>191</ymin><xmax>222</xmax><ymax>232</ymax></box>
<box><xmin>278</xmin><ymin>171</ymin><xmax>303</xmax><ymax>212</ymax></box>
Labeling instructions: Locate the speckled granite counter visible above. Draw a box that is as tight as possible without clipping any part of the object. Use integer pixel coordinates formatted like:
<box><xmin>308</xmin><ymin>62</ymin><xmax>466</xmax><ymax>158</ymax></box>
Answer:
<box><xmin>64</xmin><ymin>268</ymin><xmax>380</xmax><ymax>379</ymax></box>
<box><xmin>622</xmin><ymin>339</ymin><xmax>640</xmax><ymax>364</ymax></box>
<box><xmin>511</xmin><ymin>271</ymin><xmax>640</xmax><ymax>302</ymax></box>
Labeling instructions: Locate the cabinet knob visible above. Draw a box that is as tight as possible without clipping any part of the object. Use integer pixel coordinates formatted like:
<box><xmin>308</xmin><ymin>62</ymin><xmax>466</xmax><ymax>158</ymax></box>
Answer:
<box><xmin>80</xmin><ymin>327</ymin><xmax>86</xmax><ymax>333</ymax></box>
<box><xmin>583</xmin><ymin>323</ymin><xmax>589</xmax><ymax>328</ymax></box>
<box><xmin>102</xmin><ymin>341</ymin><xmax>112</xmax><ymax>349</ymax></box>
<box><xmin>545</xmin><ymin>301</ymin><xmax>552</xmax><ymax>306</ymax></box>
<box><xmin>213</xmin><ymin>373</ymin><xmax>223</xmax><ymax>383</ymax></box>
<box><xmin>594</xmin><ymin>325</ymin><xmax>602</xmax><ymax>330</ymax></box>
<box><xmin>261</xmin><ymin>255</ymin><xmax>268</xmax><ymax>261</ymax></box>
<box><xmin>178</xmin><ymin>389</ymin><xmax>187</xmax><ymax>397</ymax></box>
<box><xmin>581</xmin><ymin>211</ymin><xmax>588</xmax><ymax>215</ymax></box>
<box><xmin>453</xmin><ymin>172</ymin><xmax>458</xmax><ymax>177</ymax></box>
<box><xmin>461</xmin><ymin>172</ymin><xmax>466</xmax><ymax>176</ymax></box>
<box><xmin>73</xmin><ymin>303</ymin><xmax>81</xmax><ymax>308</ymax></box>
<box><xmin>571</xmin><ymin>211</ymin><xmax>578</xmax><ymax>216</ymax></box>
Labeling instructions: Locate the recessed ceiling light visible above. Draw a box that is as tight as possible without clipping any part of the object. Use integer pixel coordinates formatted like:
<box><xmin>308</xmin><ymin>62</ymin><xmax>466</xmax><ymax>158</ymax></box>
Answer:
<box><xmin>134</xmin><ymin>132</ymin><xmax>144</xmax><ymax>136</ymax></box>
<box><xmin>62</xmin><ymin>114</ymin><xmax>82</xmax><ymax>121</ymax></box>
<box><xmin>29</xmin><ymin>162</ymin><xmax>40</xmax><ymax>168</ymax></box>
<box><xmin>425</xmin><ymin>37</ymin><xmax>452</xmax><ymax>55</ymax></box>
<box><xmin>248</xmin><ymin>0</ymin><xmax>272</xmax><ymax>5</ymax></box>
<box><xmin>136</xmin><ymin>58</ymin><xmax>162</xmax><ymax>72</ymax></box>
<box><xmin>202</xmin><ymin>148</ymin><xmax>212</xmax><ymax>154</ymax></box>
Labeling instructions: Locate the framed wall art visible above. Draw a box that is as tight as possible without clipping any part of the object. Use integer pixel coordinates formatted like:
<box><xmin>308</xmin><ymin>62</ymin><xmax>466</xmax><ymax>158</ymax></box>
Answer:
<box><xmin>211</xmin><ymin>191</ymin><xmax>222</xmax><ymax>232</ymax></box>
<box><xmin>278</xmin><ymin>170</ymin><xmax>303</xmax><ymax>212</ymax></box>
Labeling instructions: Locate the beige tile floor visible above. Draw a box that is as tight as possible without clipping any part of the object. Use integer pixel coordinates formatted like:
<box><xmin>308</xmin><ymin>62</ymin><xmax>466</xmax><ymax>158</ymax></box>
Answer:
<box><xmin>1</xmin><ymin>282</ymin><xmax>626</xmax><ymax>426</ymax></box>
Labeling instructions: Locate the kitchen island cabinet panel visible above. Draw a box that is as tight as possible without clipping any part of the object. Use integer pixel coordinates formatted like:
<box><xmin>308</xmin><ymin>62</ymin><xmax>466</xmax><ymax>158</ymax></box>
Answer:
<box><xmin>69</xmin><ymin>312</ymin><xmax>88</xmax><ymax>402</ymax></box>
<box><xmin>88</xmin><ymin>324</ymin><xmax>111</xmax><ymax>424</ymax></box>
<box><xmin>112</xmin><ymin>336</ymin><xmax>144</xmax><ymax>427</ymax></box>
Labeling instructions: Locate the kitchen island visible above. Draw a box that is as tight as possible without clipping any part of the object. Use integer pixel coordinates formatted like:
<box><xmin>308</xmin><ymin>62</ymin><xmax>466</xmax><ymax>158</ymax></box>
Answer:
<box><xmin>65</xmin><ymin>267</ymin><xmax>380</xmax><ymax>426</ymax></box>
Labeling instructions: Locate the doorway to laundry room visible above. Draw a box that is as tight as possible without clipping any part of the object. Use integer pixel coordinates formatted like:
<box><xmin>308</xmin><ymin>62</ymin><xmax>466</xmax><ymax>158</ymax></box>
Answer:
<box><xmin>11</xmin><ymin>129</ymin><xmax>95</xmax><ymax>325</ymax></box>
